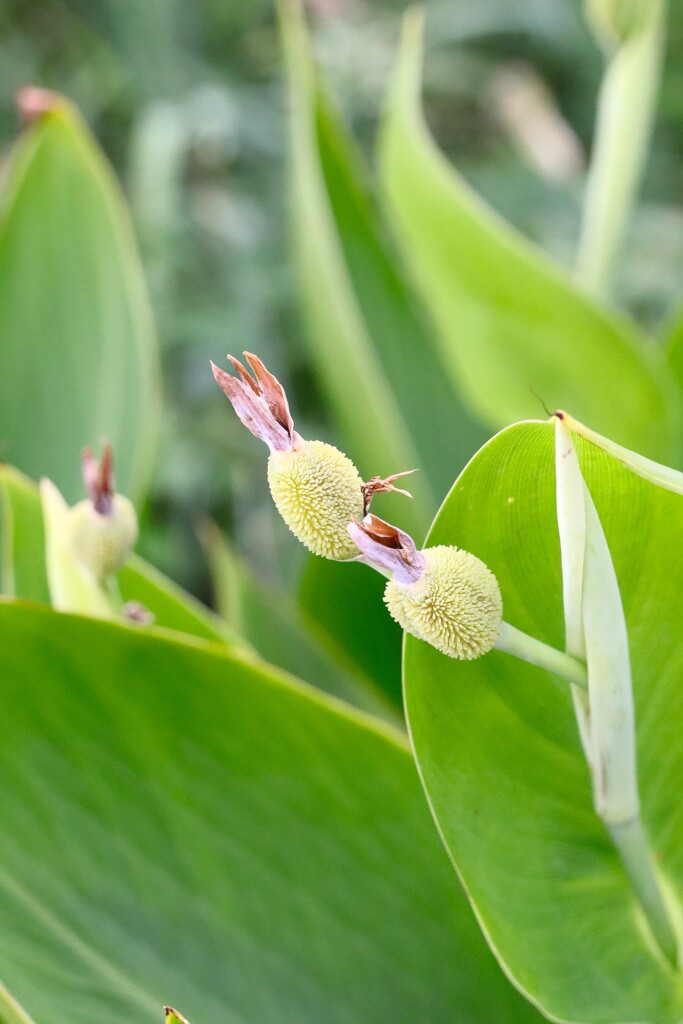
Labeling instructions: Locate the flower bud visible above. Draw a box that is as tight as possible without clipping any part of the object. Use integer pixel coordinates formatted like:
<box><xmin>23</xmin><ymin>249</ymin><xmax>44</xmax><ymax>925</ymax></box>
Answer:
<box><xmin>384</xmin><ymin>546</ymin><xmax>503</xmax><ymax>660</ymax></box>
<box><xmin>65</xmin><ymin>447</ymin><xmax>138</xmax><ymax>580</ymax></box>
<box><xmin>66</xmin><ymin>496</ymin><xmax>138</xmax><ymax>579</ymax></box>
<box><xmin>212</xmin><ymin>353</ymin><xmax>414</xmax><ymax>561</ymax></box>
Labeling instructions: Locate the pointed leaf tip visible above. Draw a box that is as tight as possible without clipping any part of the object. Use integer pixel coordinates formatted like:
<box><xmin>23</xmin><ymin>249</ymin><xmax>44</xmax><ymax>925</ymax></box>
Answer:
<box><xmin>164</xmin><ymin>1008</ymin><xmax>190</xmax><ymax>1024</ymax></box>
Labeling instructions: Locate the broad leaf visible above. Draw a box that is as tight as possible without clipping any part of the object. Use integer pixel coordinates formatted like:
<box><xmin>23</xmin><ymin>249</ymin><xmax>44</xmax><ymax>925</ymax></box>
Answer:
<box><xmin>404</xmin><ymin>422</ymin><xmax>683</xmax><ymax>1022</ymax></box>
<box><xmin>0</xmin><ymin>467</ymin><xmax>240</xmax><ymax>647</ymax></box>
<box><xmin>0</xmin><ymin>93</ymin><xmax>160</xmax><ymax>503</ymax></box>
<box><xmin>280</xmin><ymin>0</ymin><xmax>483</xmax><ymax>537</ymax></box>
<box><xmin>299</xmin><ymin>555</ymin><xmax>403</xmax><ymax>708</ymax></box>
<box><xmin>378</xmin><ymin>14</ymin><xmax>680</xmax><ymax>462</ymax></box>
<box><xmin>0</xmin><ymin>601</ymin><xmax>542</xmax><ymax>1024</ymax></box>
<box><xmin>204</xmin><ymin>522</ymin><xmax>399</xmax><ymax>721</ymax></box>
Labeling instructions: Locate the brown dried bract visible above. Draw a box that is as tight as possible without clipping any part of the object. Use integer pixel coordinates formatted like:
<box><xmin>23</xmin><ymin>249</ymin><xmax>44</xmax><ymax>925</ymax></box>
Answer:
<box><xmin>82</xmin><ymin>445</ymin><xmax>115</xmax><ymax>516</ymax></box>
<box><xmin>348</xmin><ymin>513</ymin><xmax>426</xmax><ymax>584</ymax></box>
<box><xmin>211</xmin><ymin>353</ymin><xmax>297</xmax><ymax>453</ymax></box>
<box><xmin>361</xmin><ymin>468</ymin><xmax>417</xmax><ymax>513</ymax></box>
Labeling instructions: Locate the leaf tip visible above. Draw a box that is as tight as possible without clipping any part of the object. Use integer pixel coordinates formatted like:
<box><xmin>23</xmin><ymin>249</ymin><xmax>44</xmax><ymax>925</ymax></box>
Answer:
<box><xmin>15</xmin><ymin>86</ymin><xmax>72</xmax><ymax>126</ymax></box>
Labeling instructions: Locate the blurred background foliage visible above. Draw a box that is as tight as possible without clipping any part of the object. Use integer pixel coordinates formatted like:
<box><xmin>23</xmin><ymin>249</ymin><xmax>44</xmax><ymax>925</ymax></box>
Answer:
<box><xmin>1</xmin><ymin>0</ymin><xmax>683</xmax><ymax>601</ymax></box>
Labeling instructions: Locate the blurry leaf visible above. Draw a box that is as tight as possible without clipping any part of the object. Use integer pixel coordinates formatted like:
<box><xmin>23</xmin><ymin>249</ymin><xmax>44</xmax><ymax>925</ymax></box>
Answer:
<box><xmin>577</xmin><ymin>0</ymin><xmax>665</xmax><ymax>292</ymax></box>
<box><xmin>0</xmin><ymin>983</ymin><xmax>36</xmax><ymax>1024</ymax></box>
<box><xmin>0</xmin><ymin>92</ymin><xmax>160</xmax><ymax>503</ymax></box>
<box><xmin>0</xmin><ymin>466</ymin><xmax>242</xmax><ymax>646</ymax></box>
<box><xmin>311</xmin><ymin>68</ymin><xmax>484</xmax><ymax>503</ymax></box>
<box><xmin>164</xmin><ymin>1010</ymin><xmax>189</xmax><ymax>1024</ymax></box>
<box><xmin>0</xmin><ymin>465</ymin><xmax>50</xmax><ymax>603</ymax></box>
<box><xmin>204</xmin><ymin>522</ymin><xmax>399</xmax><ymax>721</ymax></box>
<box><xmin>404</xmin><ymin>421</ymin><xmax>683</xmax><ymax>1022</ymax></box>
<box><xmin>300</xmin><ymin>555</ymin><xmax>403</xmax><ymax>708</ymax></box>
<box><xmin>120</xmin><ymin>555</ymin><xmax>244</xmax><ymax>647</ymax></box>
<box><xmin>666</xmin><ymin>304</ymin><xmax>683</xmax><ymax>393</ymax></box>
<box><xmin>378</xmin><ymin>14</ymin><xmax>680</xmax><ymax>462</ymax></box>
<box><xmin>281</xmin><ymin>0</ymin><xmax>449</xmax><ymax>538</ymax></box>
<box><xmin>0</xmin><ymin>601</ymin><xmax>543</xmax><ymax>1024</ymax></box>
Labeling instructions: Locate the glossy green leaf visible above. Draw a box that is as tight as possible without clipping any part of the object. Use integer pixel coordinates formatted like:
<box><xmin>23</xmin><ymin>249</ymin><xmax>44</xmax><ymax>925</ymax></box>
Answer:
<box><xmin>299</xmin><ymin>555</ymin><xmax>403</xmax><ymax>709</ymax></box>
<box><xmin>404</xmin><ymin>421</ymin><xmax>683</xmax><ymax>1023</ymax></box>
<box><xmin>0</xmin><ymin>95</ymin><xmax>160</xmax><ymax>503</ymax></box>
<box><xmin>280</xmin><ymin>0</ymin><xmax>485</xmax><ymax>537</ymax></box>
<box><xmin>0</xmin><ymin>466</ymin><xmax>240</xmax><ymax>647</ymax></box>
<box><xmin>204</xmin><ymin>522</ymin><xmax>399</xmax><ymax>721</ymax></box>
<box><xmin>0</xmin><ymin>600</ymin><xmax>542</xmax><ymax>1024</ymax></box>
<box><xmin>378</xmin><ymin>14</ymin><xmax>680</xmax><ymax>462</ymax></box>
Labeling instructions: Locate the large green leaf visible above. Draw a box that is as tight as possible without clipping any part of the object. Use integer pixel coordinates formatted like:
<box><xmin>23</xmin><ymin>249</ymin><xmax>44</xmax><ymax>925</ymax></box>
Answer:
<box><xmin>0</xmin><ymin>94</ymin><xmax>160</xmax><ymax>503</ymax></box>
<box><xmin>280</xmin><ymin>0</ymin><xmax>485</xmax><ymax>537</ymax></box>
<box><xmin>299</xmin><ymin>555</ymin><xmax>403</xmax><ymax>708</ymax></box>
<box><xmin>0</xmin><ymin>466</ymin><xmax>240</xmax><ymax>647</ymax></box>
<box><xmin>404</xmin><ymin>421</ymin><xmax>683</xmax><ymax>1023</ymax></box>
<box><xmin>378</xmin><ymin>14</ymin><xmax>680</xmax><ymax>462</ymax></box>
<box><xmin>204</xmin><ymin>522</ymin><xmax>400</xmax><ymax>721</ymax></box>
<box><xmin>0</xmin><ymin>600</ymin><xmax>542</xmax><ymax>1024</ymax></box>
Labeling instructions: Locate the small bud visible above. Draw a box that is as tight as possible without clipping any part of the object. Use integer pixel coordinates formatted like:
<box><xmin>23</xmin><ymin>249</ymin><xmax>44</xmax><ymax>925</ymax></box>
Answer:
<box><xmin>212</xmin><ymin>353</ymin><xmax>412</xmax><ymax>560</ymax></box>
<box><xmin>65</xmin><ymin>447</ymin><xmax>138</xmax><ymax>580</ymax></box>
<box><xmin>350</xmin><ymin>516</ymin><xmax>503</xmax><ymax>660</ymax></box>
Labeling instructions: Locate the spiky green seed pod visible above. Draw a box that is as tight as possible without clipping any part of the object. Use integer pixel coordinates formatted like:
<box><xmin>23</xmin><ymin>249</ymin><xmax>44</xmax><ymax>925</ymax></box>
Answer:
<box><xmin>384</xmin><ymin>545</ymin><xmax>503</xmax><ymax>660</ymax></box>
<box><xmin>267</xmin><ymin>440</ymin><xmax>364</xmax><ymax>560</ymax></box>
<box><xmin>65</xmin><ymin>495</ymin><xmax>138</xmax><ymax>581</ymax></box>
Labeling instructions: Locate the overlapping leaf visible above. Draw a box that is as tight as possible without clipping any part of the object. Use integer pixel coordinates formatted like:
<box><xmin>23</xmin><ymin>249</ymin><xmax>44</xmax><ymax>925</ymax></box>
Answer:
<box><xmin>0</xmin><ymin>95</ymin><xmax>160</xmax><ymax>503</ymax></box>
<box><xmin>404</xmin><ymin>421</ymin><xmax>683</xmax><ymax>1022</ymax></box>
<box><xmin>0</xmin><ymin>601</ymin><xmax>543</xmax><ymax>1024</ymax></box>
<box><xmin>379</xmin><ymin>15</ymin><xmax>680</xmax><ymax>462</ymax></box>
<box><xmin>280</xmin><ymin>0</ymin><xmax>484</xmax><ymax>538</ymax></box>
<box><xmin>204</xmin><ymin>523</ymin><xmax>400</xmax><ymax>721</ymax></box>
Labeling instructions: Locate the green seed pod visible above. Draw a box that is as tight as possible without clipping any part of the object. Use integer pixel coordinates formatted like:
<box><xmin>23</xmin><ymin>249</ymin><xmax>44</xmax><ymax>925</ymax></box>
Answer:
<box><xmin>65</xmin><ymin>494</ymin><xmax>139</xmax><ymax>580</ymax></box>
<box><xmin>268</xmin><ymin>440</ymin><xmax>364</xmax><ymax>560</ymax></box>
<box><xmin>384</xmin><ymin>545</ymin><xmax>503</xmax><ymax>660</ymax></box>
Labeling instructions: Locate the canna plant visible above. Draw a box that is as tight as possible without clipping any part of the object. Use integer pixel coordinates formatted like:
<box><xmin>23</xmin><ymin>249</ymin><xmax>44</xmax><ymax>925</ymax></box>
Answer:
<box><xmin>3</xmin><ymin>2</ymin><xmax>683</xmax><ymax>1024</ymax></box>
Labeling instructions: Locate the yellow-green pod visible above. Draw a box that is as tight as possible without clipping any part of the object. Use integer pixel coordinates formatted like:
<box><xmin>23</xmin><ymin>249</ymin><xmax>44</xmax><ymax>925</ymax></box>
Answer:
<box><xmin>65</xmin><ymin>494</ymin><xmax>138</xmax><ymax>580</ymax></box>
<box><xmin>267</xmin><ymin>440</ymin><xmax>364</xmax><ymax>560</ymax></box>
<box><xmin>384</xmin><ymin>545</ymin><xmax>503</xmax><ymax>660</ymax></box>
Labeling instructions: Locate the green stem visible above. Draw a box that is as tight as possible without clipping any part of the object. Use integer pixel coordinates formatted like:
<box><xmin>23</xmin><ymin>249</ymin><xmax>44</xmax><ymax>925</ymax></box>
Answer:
<box><xmin>609</xmin><ymin>816</ymin><xmax>678</xmax><ymax>967</ymax></box>
<box><xmin>495</xmin><ymin>621</ymin><xmax>588</xmax><ymax>689</ymax></box>
<box><xmin>576</xmin><ymin>3</ymin><xmax>665</xmax><ymax>293</ymax></box>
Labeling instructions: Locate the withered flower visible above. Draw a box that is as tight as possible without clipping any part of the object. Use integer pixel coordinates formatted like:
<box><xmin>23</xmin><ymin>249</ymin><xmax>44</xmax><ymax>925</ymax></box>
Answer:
<box><xmin>65</xmin><ymin>446</ymin><xmax>138</xmax><ymax>580</ymax></box>
<box><xmin>348</xmin><ymin>514</ymin><xmax>503</xmax><ymax>660</ymax></box>
<box><xmin>212</xmin><ymin>353</ymin><xmax>413</xmax><ymax>560</ymax></box>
